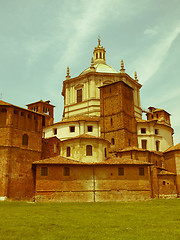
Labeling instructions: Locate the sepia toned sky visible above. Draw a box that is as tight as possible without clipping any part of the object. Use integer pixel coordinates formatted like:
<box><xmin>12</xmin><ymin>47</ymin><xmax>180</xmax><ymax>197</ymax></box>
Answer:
<box><xmin>0</xmin><ymin>0</ymin><xmax>180</xmax><ymax>144</ymax></box>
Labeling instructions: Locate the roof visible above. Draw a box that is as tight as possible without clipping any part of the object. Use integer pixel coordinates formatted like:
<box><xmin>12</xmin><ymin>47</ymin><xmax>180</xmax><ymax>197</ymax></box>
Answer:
<box><xmin>33</xmin><ymin>156</ymin><xmax>88</xmax><ymax>165</ymax></box>
<box><xmin>118</xmin><ymin>146</ymin><xmax>148</xmax><ymax>152</ymax></box>
<box><xmin>0</xmin><ymin>100</ymin><xmax>11</xmax><ymax>106</ymax></box>
<box><xmin>61</xmin><ymin>115</ymin><xmax>100</xmax><ymax>123</ymax></box>
<box><xmin>148</xmin><ymin>107</ymin><xmax>171</xmax><ymax>116</ymax></box>
<box><xmin>63</xmin><ymin>134</ymin><xmax>110</xmax><ymax>143</ymax></box>
<box><xmin>80</xmin><ymin>63</ymin><xmax>118</xmax><ymax>76</ymax></box>
<box><xmin>158</xmin><ymin>170</ymin><xmax>176</xmax><ymax>176</ymax></box>
<box><xmin>98</xmin><ymin>158</ymin><xmax>152</xmax><ymax>165</ymax></box>
<box><xmin>0</xmin><ymin>100</ymin><xmax>43</xmax><ymax>116</ymax></box>
<box><xmin>99</xmin><ymin>79</ymin><xmax>133</xmax><ymax>90</ymax></box>
<box><xmin>164</xmin><ymin>143</ymin><xmax>180</xmax><ymax>153</ymax></box>
<box><xmin>45</xmin><ymin>115</ymin><xmax>100</xmax><ymax>128</ymax></box>
<box><xmin>26</xmin><ymin>100</ymin><xmax>55</xmax><ymax>107</ymax></box>
<box><xmin>33</xmin><ymin>156</ymin><xmax>152</xmax><ymax>166</ymax></box>
<box><xmin>117</xmin><ymin>146</ymin><xmax>163</xmax><ymax>156</ymax></box>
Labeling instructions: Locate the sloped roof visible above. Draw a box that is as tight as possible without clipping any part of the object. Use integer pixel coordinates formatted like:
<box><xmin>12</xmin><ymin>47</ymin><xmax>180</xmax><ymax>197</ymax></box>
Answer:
<box><xmin>33</xmin><ymin>156</ymin><xmax>88</xmax><ymax>165</ymax></box>
<box><xmin>63</xmin><ymin>134</ymin><xmax>110</xmax><ymax>143</ymax></box>
<box><xmin>33</xmin><ymin>156</ymin><xmax>152</xmax><ymax>166</ymax></box>
<box><xmin>0</xmin><ymin>100</ymin><xmax>43</xmax><ymax>115</ymax></box>
<box><xmin>61</xmin><ymin>115</ymin><xmax>100</xmax><ymax>123</ymax></box>
<box><xmin>0</xmin><ymin>100</ymin><xmax>11</xmax><ymax>106</ymax></box>
<box><xmin>158</xmin><ymin>170</ymin><xmax>176</xmax><ymax>176</ymax></box>
<box><xmin>164</xmin><ymin>143</ymin><xmax>180</xmax><ymax>153</ymax></box>
<box><xmin>26</xmin><ymin>100</ymin><xmax>55</xmax><ymax>107</ymax></box>
<box><xmin>98</xmin><ymin>158</ymin><xmax>152</xmax><ymax>165</ymax></box>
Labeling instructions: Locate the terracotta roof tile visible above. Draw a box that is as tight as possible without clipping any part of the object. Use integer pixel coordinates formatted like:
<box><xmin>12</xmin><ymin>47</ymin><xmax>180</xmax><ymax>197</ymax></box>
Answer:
<box><xmin>158</xmin><ymin>170</ymin><xmax>176</xmax><ymax>175</ymax></box>
<box><xmin>61</xmin><ymin>115</ymin><xmax>100</xmax><ymax>123</ymax></box>
<box><xmin>33</xmin><ymin>156</ymin><xmax>88</xmax><ymax>165</ymax></box>
<box><xmin>99</xmin><ymin>158</ymin><xmax>152</xmax><ymax>165</ymax></box>
<box><xmin>63</xmin><ymin>134</ymin><xmax>110</xmax><ymax>143</ymax></box>
<box><xmin>33</xmin><ymin>156</ymin><xmax>152</xmax><ymax>166</ymax></box>
<box><xmin>0</xmin><ymin>100</ymin><xmax>44</xmax><ymax>115</ymax></box>
<box><xmin>164</xmin><ymin>143</ymin><xmax>180</xmax><ymax>153</ymax></box>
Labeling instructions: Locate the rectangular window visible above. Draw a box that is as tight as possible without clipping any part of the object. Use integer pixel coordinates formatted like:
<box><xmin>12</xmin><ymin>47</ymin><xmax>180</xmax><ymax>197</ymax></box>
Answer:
<box><xmin>155</xmin><ymin>129</ymin><xmax>159</xmax><ymax>135</ymax></box>
<box><xmin>77</xmin><ymin>89</ymin><xmax>82</xmax><ymax>103</ymax></box>
<box><xmin>139</xmin><ymin>167</ymin><xmax>144</xmax><ymax>176</ymax></box>
<box><xmin>141</xmin><ymin>128</ymin><xmax>146</xmax><ymax>134</ymax></box>
<box><xmin>118</xmin><ymin>167</ymin><xmax>124</xmax><ymax>176</ymax></box>
<box><xmin>63</xmin><ymin>167</ymin><xmax>70</xmax><ymax>176</ymax></box>
<box><xmin>156</xmin><ymin>141</ymin><xmax>160</xmax><ymax>151</ymax></box>
<box><xmin>41</xmin><ymin>167</ymin><xmax>48</xmax><ymax>176</ymax></box>
<box><xmin>53</xmin><ymin>128</ymin><xmax>57</xmax><ymax>135</ymax></box>
<box><xmin>54</xmin><ymin>144</ymin><xmax>57</xmax><ymax>153</ymax></box>
<box><xmin>67</xmin><ymin>147</ymin><xmax>71</xmax><ymax>157</ymax></box>
<box><xmin>87</xmin><ymin>126</ymin><xmax>93</xmax><ymax>132</ymax></box>
<box><xmin>141</xmin><ymin>140</ymin><xmax>147</xmax><ymax>149</ymax></box>
<box><xmin>69</xmin><ymin>126</ymin><xmax>75</xmax><ymax>132</ymax></box>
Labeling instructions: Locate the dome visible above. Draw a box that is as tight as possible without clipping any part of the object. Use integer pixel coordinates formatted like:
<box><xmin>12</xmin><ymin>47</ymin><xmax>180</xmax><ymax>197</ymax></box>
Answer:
<box><xmin>80</xmin><ymin>63</ymin><xmax>118</xmax><ymax>76</ymax></box>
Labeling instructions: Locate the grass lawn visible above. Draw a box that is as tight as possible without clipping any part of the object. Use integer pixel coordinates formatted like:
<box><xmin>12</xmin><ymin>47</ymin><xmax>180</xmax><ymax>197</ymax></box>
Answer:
<box><xmin>0</xmin><ymin>199</ymin><xmax>180</xmax><ymax>240</ymax></box>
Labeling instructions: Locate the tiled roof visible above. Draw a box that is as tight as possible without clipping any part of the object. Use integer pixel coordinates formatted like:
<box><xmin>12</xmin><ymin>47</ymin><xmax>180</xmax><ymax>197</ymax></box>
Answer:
<box><xmin>26</xmin><ymin>100</ymin><xmax>55</xmax><ymax>107</ymax></box>
<box><xmin>63</xmin><ymin>134</ymin><xmax>109</xmax><ymax>143</ymax></box>
<box><xmin>0</xmin><ymin>100</ymin><xmax>44</xmax><ymax>115</ymax></box>
<box><xmin>61</xmin><ymin>115</ymin><xmax>100</xmax><ymax>123</ymax></box>
<box><xmin>33</xmin><ymin>156</ymin><xmax>152</xmax><ymax>166</ymax></box>
<box><xmin>0</xmin><ymin>100</ymin><xmax>12</xmax><ymax>106</ymax></box>
<box><xmin>98</xmin><ymin>158</ymin><xmax>152</xmax><ymax>165</ymax></box>
<box><xmin>118</xmin><ymin>146</ymin><xmax>147</xmax><ymax>152</ymax></box>
<box><xmin>164</xmin><ymin>143</ymin><xmax>180</xmax><ymax>153</ymax></box>
<box><xmin>33</xmin><ymin>156</ymin><xmax>88</xmax><ymax>165</ymax></box>
<box><xmin>158</xmin><ymin>170</ymin><xmax>176</xmax><ymax>176</ymax></box>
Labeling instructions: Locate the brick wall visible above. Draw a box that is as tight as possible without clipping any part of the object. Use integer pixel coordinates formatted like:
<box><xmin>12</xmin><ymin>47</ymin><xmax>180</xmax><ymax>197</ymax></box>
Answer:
<box><xmin>35</xmin><ymin>164</ymin><xmax>151</xmax><ymax>202</ymax></box>
<box><xmin>41</xmin><ymin>137</ymin><xmax>61</xmax><ymax>159</ymax></box>
<box><xmin>100</xmin><ymin>81</ymin><xmax>137</xmax><ymax>151</ymax></box>
<box><xmin>0</xmin><ymin>105</ymin><xmax>42</xmax><ymax>200</ymax></box>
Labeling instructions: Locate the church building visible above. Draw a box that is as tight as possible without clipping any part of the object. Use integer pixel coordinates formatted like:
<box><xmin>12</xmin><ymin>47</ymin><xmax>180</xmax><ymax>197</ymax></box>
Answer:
<box><xmin>0</xmin><ymin>39</ymin><xmax>179</xmax><ymax>202</ymax></box>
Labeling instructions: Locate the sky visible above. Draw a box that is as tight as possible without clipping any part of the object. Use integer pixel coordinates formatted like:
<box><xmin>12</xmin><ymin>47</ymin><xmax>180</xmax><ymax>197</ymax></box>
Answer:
<box><xmin>0</xmin><ymin>0</ymin><xmax>180</xmax><ymax>144</ymax></box>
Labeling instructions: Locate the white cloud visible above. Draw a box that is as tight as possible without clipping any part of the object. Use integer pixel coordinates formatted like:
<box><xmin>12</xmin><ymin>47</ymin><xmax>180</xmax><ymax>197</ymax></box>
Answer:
<box><xmin>136</xmin><ymin>26</ymin><xmax>180</xmax><ymax>83</ymax></box>
<box><xmin>144</xmin><ymin>26</ymin><xmax>159</xmax><ymax>36</ymax></box>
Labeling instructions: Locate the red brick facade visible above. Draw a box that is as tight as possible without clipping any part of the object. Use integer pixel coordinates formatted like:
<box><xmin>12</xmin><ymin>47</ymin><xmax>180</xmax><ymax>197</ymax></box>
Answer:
<box><xmin>0</xmin><ymin>101</ymin><xmax>42</xmax><ymax>200</ymax></box>
<box><xmin>100</xmin><ymin>81</ymin><xmax>138</xmax><ymax>151</ymax></box>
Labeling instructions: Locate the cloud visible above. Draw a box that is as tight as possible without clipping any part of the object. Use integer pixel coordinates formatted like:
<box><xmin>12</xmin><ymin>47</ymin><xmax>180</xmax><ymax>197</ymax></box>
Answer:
<box><xmin>136</xmin><ymin>26</ymin><xmax>180</xmax><ymax>83</ymax></box>
<box><xmin>54</xmin><ymin>0</ymin><xmax>113</xmax><ymax>70</ymax></box>
<box><xmin>144</xmin><ymin>26</ymin><xmax>159</xmax><ymax>36</ymax></box>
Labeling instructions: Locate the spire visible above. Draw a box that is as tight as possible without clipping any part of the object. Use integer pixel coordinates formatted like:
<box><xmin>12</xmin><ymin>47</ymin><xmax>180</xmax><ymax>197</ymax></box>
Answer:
<box><xmin>98</xmin><ymin>36</ymin><xmax>101</xmax><ymax>46</ymax></box>
<box><xmin>120</xmin><ymin>60</ymin><xmax>125</xmax><ymax>73</ymax></box>
<box><xmin>66</xmin><ymin>66</ymin><xmax>71</xmax><ymax>80</ymax></box>
<box><xmin>134</xmin><ymin>71</ymin><xmax>138</xmax><ymax>81</ymax></box>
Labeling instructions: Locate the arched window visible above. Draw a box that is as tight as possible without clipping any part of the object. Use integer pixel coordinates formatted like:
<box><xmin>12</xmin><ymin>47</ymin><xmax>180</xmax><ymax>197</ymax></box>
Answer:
<box><xmin>111</xmin><ymin>118</ymin><xmax>113</xmax><ymax>126</ymax></box>
<box><xmin>100</xmin><ymin>52</ymin><xmax>102</xmax><ymax>59</ymax></box>
<box><xmin>96</xmin><ymin>53</ymin><xmax>98</xmax><ymax>59</ymax></box>
<box><xmin>22</xmin><ymin>134</ymin><xmax>28</xmax><ymax>146</ymax></box>
<box><xmin>86</xmin><ymin>145</ymin><xmax>92</xmax><ymax>156</ymax></box>
<box><xmin>67</xmin><ymin>147</ymin><xmax>71</xmax><ymax>157</ymax></box>
<box><xmin>111</xmin><ymin>138</ymin><xmax>115</xmax><ymax>145</ymax></box>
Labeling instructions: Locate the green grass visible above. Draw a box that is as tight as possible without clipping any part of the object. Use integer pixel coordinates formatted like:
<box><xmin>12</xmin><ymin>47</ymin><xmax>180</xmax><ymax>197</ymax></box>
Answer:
<box><xmin>0</xmin><ymin>199</ymin><xmax>180</xmax><ymax>240</ymax></box>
